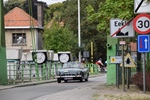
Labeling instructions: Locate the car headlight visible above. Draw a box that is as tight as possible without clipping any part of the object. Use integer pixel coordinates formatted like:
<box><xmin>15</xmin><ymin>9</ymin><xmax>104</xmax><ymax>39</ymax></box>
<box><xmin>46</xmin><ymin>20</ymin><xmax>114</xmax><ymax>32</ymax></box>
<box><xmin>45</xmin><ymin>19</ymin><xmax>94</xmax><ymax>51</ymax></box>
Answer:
<box><xmin>57</xmin><ymin>71</ymin><xmax>61</xmax><ymax>76</ymax></box>
<box><xmin>77</xmin><ymin>71</ymin><xmax>82</xmax><ymax>75</ymax></box>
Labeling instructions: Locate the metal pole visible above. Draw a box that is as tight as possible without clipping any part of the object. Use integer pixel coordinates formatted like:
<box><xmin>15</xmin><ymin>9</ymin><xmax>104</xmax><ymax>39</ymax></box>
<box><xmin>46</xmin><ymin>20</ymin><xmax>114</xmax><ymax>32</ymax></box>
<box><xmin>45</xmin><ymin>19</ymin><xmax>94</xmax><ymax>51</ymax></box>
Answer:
<box><xmin>122</xmin><ymin>38</ymin><xmax>125</xmax><ymax>91</ymax></box>
<box><xmin>127</xmin><ymin>67</ymin><xmax>129</xmax><ymax>89</ymax></box>
<box><xmin>0</xmin><ymin>0</ymin><xmax>8</xmax><ymax>85</ymax></box>
<box><xmin>116</xmin><ymin>64</ymin><xmax>119</xmax><ymax>88</ymax></box>
<box><xmin>116</xmin><ymin>45</ymin><xmax>119</xmax><ymax>88</ymax></box>
<box><xmin>143</xmin><ymin>53</ymin><xmax>146</xmax><ymax>93</ymax></box>
<box><xmin>91</xmin><ymin>42</ymin><xmax>93</xmax><ymax>63</ymax></box>
<box><xmin>78</xmin><ymin>0</ymin><xmax>81</xmax><ymax>62</ymax></box>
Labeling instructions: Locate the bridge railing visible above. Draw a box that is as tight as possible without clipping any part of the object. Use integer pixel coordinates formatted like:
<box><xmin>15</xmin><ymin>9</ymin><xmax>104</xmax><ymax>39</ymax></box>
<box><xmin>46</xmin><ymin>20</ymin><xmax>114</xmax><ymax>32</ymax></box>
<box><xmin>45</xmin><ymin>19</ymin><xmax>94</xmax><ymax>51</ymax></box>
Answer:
<box><xmin>6</xmin><ymin>61</ymin><xmax>99</xmax><ymax>85</ymax></box>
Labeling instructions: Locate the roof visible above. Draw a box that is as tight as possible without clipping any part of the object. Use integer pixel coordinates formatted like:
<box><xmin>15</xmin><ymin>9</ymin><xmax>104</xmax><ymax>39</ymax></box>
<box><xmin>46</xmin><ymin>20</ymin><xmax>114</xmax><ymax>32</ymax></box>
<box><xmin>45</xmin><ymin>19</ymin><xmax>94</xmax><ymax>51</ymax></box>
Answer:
<box><xmin>4</xmin><ymin>7</ymin><xmax>41</xmax><ymax>28</ymax></box>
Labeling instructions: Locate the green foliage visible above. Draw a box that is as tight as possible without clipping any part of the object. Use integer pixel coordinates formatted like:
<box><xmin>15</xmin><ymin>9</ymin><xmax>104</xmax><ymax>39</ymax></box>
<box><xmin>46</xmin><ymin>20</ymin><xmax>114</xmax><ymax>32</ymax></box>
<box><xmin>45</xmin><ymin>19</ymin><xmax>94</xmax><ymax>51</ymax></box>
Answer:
<box><xmin>61</xmin><ymin>0</ymin><xmax>107</xmax><ymax>61</ymax></box>
<box><xmin>4</xmin><ymin>0</ymin><xmax>48</xmax><ymax>20</ymax></box>
<box><xmin>146</xmin><ymin>60</ymin><xmax>150</xmax><ymax>72</ymax></box>
<box><xmin>136</xmin><ymin>59</ymin><xmax>150</xmax><ymax>72</ymax></box>
<box><xmin>86</xmin><ymin>0</ymin><xmax>135</xmax><ymax>33</ymax></box>
<box><xmin>136</xmin><ymin>61</ymin><xmax>143</xmax><ymax>72</ymax></box>
<box><xmin>44</xmin><ymin>3</ymin><xmax>63</xmax><ymax>25</ymax></box>
<box><xmin>43</xmin><ymin>23</ymin><xmax>77</xmax><ymax>53</ymax></box>
<box><xmin>4</xmin><ymin>0</ymin><xmax>25</xmax><ymax>14</ymax></box>
<box><xmin>43</xmin><ymin>0</ymin><xmax>108</xmax><ymax>61</ymax></box>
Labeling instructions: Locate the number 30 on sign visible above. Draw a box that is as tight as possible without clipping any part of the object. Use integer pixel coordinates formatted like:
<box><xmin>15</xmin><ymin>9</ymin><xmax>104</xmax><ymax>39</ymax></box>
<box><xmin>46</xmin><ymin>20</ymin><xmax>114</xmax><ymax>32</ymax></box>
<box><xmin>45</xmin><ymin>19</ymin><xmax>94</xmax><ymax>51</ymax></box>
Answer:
<box><xmin>133</xmin><ymin>13</ymin><xmax>150</xmax><ymax>34</ymax></box>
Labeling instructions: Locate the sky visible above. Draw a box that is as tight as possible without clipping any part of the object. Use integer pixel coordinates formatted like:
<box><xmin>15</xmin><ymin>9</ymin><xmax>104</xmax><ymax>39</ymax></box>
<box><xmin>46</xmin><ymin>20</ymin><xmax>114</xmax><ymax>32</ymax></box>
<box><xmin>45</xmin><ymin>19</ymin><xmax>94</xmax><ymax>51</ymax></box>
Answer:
<box><xmin>4</xmin><ymin>0</ymin><xmax>66</xmax><ymax>5</ymax></box>
<box><xmin>39</xmin><ymin>0</ymin><xmax>66</xmax><ymax>5</ymax></box>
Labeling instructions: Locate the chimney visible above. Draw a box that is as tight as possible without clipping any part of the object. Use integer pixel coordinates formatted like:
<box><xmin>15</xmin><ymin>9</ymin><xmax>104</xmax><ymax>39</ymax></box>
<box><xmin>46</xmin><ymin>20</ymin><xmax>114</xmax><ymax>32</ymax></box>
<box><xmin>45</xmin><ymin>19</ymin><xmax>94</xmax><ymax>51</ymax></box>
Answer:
<box><xmin>35</xmin><ymin>1</ymin><xmax>44</xmax><ymax>27</ymax></box>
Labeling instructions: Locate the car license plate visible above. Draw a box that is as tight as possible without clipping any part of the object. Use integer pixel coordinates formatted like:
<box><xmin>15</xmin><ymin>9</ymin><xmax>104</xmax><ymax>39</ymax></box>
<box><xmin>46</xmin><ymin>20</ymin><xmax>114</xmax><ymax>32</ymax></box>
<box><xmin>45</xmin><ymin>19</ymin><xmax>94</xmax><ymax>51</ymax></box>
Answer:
<box><xmin>64</xmin><ymin>78</ymin><xmax>72</xmax><ymax>80</ymax></box>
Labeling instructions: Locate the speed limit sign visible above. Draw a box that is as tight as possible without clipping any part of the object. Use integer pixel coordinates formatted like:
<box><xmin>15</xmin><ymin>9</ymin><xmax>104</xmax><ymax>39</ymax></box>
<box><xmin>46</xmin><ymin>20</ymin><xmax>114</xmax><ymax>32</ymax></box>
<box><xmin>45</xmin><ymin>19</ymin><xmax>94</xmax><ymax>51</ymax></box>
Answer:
<box><xmin>133</xmin><ymin>13</ymin><xmax>150</xmax><ymax>34</ymax></box>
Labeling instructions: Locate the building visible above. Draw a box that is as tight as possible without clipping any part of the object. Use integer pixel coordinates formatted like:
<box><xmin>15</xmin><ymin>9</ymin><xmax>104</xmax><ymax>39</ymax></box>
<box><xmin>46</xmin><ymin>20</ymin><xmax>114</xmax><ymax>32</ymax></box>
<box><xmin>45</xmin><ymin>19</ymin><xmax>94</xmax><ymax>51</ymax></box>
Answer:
<box><xmin>4</xmin><ymin>7</ymin><xmax>43</xmax><ymax>53</ymax></box>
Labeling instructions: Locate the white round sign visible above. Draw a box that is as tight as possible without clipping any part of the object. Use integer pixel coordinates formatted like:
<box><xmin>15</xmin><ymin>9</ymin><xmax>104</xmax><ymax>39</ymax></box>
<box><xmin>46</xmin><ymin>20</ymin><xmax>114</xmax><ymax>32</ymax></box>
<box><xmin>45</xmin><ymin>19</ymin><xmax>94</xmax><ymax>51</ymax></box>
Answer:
<box><xmin>133</xmin><ymin>13</ymin><xmax>150</xmax><ymax>34</ymax></box>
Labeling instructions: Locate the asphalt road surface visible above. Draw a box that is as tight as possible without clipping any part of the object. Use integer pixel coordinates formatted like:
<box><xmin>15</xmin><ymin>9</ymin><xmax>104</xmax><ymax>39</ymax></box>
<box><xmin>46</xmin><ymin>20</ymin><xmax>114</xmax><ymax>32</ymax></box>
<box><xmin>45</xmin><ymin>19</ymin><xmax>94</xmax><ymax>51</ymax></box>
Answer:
<box><xmin>0</xmin><ymin>73</ymin><xmax>106</xmax><ymax>100</ymax></box>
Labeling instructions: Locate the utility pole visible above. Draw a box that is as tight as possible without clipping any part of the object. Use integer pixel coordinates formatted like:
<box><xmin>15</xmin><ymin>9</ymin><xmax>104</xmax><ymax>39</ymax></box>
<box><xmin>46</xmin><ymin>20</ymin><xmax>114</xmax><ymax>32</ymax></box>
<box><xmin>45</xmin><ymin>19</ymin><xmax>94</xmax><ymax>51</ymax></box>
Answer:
<box><xmin>0</xmin><ymin>0</ymin><xmax>8</xmax><ymax>85</ymax></box>
<box><xmin>91</xmin><ymin>42</ymin><xmax>93</xmax><ymax>63</ymax></box>
<box><xmin>78</xmin><ymin>0</ymin><xmax>81</xmax><ymax>62</ymax></box>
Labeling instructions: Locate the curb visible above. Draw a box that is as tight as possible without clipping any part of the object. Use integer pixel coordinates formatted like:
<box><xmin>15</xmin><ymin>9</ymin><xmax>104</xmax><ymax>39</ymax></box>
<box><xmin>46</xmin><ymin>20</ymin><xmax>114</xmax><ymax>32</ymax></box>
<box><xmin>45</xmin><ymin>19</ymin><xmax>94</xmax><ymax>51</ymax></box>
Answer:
<box><xmin>0</xmin><ymin>73</ymin><xmax>103</xmax><ymax>90</ymax></box>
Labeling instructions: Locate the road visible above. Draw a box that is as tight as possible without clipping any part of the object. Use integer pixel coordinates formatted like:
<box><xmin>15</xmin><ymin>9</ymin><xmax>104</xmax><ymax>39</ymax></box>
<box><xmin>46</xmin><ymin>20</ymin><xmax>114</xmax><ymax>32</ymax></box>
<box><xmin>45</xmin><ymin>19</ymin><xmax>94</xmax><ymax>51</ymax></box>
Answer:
<box><xmin>0</xmin><ymin>73</ymin><xmax>106</xmax><ymax>100</ymax></box>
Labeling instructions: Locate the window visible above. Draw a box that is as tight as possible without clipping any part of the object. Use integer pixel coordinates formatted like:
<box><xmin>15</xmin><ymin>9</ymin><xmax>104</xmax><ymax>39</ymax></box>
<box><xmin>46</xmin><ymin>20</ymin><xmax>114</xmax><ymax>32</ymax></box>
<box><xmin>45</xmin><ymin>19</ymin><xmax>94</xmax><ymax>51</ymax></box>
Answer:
<box><xmin>12</xmin><ymin>33</ymin><xmax>26</xmax><ymax>45</ymax></box>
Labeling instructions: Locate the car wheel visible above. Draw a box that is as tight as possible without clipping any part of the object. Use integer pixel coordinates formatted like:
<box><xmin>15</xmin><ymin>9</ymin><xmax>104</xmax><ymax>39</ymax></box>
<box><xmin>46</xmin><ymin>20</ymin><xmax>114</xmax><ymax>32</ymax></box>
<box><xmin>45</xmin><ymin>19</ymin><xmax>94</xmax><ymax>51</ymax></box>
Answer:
<box><xmin>80</xmin><ymin>77</ymin><xmax>83</xmax><ymax>82</ymax></box>
<box><xmin>64</xmin><ymin>80</ymin><xmax>68</xmax><ymax>83</ymax></box>
<box><xmin>85</xmin><ymin>76</ymin><xmax>88</xmax><ymax>82</ymax></box>
<box><xmin>57</xmin><ymin>78</ymin><xmax>61</xmax><ymax>83</ymax></box>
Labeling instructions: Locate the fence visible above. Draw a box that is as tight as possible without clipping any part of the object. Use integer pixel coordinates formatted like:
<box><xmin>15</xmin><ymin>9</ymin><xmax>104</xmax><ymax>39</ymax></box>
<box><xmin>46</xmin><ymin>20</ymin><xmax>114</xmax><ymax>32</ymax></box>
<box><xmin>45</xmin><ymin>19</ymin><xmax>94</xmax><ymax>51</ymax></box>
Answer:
<box><xmin>6</xmin><ymin>61</ymin><xmax>99</xmax><ymax>85</ymax></box>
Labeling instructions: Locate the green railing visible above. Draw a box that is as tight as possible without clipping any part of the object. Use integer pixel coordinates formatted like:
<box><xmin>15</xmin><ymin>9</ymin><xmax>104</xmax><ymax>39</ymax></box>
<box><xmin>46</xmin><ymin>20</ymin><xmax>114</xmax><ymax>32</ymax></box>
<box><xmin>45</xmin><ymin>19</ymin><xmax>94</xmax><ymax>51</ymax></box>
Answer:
<box><xmin>6</xmin><ymin>61</ymin><xmax>99</xmax><ymax>85</ymax></box>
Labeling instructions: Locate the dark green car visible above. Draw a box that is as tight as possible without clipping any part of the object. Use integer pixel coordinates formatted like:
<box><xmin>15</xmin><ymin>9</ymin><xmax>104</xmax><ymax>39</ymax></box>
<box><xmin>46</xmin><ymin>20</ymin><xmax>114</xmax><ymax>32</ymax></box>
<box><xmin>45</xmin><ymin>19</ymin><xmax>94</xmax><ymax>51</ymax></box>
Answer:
<box><xmin>56</xmin><ymin>62</ymin><xmax>89</xmax><ymax>83</ymax></box>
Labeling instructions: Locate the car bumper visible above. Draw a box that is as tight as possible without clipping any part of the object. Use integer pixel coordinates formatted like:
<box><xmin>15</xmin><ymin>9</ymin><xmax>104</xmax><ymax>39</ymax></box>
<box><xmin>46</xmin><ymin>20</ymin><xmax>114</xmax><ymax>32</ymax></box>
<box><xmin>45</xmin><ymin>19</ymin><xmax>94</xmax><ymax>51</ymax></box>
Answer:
<box><xmin>57</xmin><ymin>75</ymin><xmax>82</xmax><ymax>80</ymax></box>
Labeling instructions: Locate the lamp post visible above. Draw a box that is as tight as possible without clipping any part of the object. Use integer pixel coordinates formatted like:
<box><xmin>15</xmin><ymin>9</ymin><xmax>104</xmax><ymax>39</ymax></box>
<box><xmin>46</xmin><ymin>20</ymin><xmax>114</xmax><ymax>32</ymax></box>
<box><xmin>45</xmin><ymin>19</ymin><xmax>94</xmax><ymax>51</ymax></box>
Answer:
<box><xmin>78</xmin><ymin>0</ymin><xmax>81</xmax><ymax>62</ymax></box>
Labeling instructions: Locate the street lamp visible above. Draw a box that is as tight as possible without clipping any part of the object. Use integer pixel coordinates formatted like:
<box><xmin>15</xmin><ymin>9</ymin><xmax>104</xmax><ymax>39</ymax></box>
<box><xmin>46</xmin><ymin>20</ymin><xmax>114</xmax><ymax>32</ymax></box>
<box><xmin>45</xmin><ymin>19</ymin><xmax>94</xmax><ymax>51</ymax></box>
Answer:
<box><xmin>78</xmin><ymin>0</ymin><xmax>81</xmax><ymax>62</ymax></box>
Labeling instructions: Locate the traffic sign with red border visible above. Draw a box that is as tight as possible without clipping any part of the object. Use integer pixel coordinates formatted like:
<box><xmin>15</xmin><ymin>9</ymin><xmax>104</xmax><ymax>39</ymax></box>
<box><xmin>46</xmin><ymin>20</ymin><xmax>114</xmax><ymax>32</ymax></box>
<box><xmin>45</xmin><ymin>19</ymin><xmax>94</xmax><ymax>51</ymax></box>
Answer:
<box><xmin>133</xmin><ymin>13</ymin><xmax>150</xmax><ymax>34</ymax></box>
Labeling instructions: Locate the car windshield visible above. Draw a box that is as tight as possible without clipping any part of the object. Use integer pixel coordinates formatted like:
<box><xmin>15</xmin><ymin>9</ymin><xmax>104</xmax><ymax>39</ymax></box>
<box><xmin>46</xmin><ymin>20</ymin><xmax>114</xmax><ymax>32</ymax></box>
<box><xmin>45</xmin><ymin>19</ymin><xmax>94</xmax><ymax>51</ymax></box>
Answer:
<box><xmin>63</xmin><ymin>62</ymin><xmax>82</xmax><ymax>68</ymax></box>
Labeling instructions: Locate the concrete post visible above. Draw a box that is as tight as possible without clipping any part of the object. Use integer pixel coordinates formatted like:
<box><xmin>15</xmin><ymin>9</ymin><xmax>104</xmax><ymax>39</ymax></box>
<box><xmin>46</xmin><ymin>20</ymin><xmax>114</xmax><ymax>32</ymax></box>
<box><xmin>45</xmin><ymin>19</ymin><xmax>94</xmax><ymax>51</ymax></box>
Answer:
<box><xmin>106</xmin><ymin>35</ymin><xmax>118</xmax><ymax>84</ymax></box>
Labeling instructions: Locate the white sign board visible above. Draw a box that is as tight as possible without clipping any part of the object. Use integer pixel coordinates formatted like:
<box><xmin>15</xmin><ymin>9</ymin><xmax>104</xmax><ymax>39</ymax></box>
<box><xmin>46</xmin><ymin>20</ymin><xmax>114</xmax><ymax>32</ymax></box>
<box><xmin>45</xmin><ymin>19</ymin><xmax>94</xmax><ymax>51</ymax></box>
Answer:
<box><xmin>110</xmin><ymin>56</ymin><xmax>136</xmax><ymax>64</ymax></box>
<box><xmin>134</xmin><ymin>0</ymin><xmax>150</xmax><ymax>13</ymax></box>
<box><xmin>110</xmin><ymin>19</ymin><xmax>135</xmax><ymax>38</ymax></box>
<box><xmin>110</xmin><ymin>56</ymin><xmax>122</xmax><ymax>63</ymax></box>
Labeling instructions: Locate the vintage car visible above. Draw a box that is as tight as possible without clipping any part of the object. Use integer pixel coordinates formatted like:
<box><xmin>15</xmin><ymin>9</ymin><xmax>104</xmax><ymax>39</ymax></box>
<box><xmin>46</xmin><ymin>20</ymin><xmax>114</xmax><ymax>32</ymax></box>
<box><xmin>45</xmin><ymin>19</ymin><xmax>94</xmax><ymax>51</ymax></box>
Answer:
<box><xmin>56</xmin><ymin>62</ymin><xmax>89</xmax><ymax>83</ymax></box>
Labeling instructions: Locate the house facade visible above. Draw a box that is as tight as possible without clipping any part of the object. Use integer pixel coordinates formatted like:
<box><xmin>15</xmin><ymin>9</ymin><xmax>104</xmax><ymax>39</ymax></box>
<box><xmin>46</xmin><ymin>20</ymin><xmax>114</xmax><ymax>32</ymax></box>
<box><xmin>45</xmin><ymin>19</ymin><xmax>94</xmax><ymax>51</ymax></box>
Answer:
<box><xmin>4</xmin><ymin>7</ymin><xmax>43</xmax><ymax>53</ymax></box>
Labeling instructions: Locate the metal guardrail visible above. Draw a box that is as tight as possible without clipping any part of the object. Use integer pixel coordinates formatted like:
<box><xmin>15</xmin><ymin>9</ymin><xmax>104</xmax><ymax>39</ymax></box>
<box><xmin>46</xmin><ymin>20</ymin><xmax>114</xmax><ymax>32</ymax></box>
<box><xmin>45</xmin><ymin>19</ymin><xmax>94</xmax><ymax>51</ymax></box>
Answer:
<box><xmin>6</xmin><ymin>62</ymin><xmax>99</xmax><ymax>85</ymax></box>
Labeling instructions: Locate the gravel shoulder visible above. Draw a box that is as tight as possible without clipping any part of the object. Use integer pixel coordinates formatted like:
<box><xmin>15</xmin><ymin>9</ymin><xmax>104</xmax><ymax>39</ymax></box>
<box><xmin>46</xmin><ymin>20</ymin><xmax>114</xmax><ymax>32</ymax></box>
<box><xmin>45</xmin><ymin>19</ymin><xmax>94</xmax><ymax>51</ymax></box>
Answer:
<box><xmin>92</xmin><ymin>84</ymin><xmax>150</xmax><ymax>100</ymax></box>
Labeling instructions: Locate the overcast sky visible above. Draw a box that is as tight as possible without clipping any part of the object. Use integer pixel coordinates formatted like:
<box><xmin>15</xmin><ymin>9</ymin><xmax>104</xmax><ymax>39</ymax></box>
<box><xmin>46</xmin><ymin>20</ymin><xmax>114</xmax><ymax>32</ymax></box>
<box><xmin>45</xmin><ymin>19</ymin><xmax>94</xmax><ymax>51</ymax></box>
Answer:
<box><xmin>39</xmin><ymin>0</ymin><xmax>66</xmax><ymax>5</ymax></box>
<box><xmin>4</xmin><ymin>0</ymin><xmax>66</xmax><ymax>5</ymax></box>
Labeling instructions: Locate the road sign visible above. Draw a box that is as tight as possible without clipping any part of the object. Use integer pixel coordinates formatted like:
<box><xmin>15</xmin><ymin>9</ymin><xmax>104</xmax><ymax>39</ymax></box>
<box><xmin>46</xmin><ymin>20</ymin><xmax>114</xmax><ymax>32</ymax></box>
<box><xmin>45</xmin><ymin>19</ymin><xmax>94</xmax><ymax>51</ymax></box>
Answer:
<box><xmin>110</xmin><ymin>19</ymin><xmax>135</xmax><ymax>38</ymax></box>
<box><xmin>83</xmin><ymin>51</ymin><xmax>89</xmax><ymax>57</ymax></box>
<box><xmin>134</xmin><ymin>0</ymin><xmax>150</xmax><ymax>13</ymax></box>
<box><xmin>133</xmin><ymin>13</ymin><xmax>150</xmax><ymax>34</ymax></box>
<box><xmin>138</xmin><ymin>35</ymin><xmax>150</xmax><ymax>52</ymax></box>
<box><xmin>120</xmin><ymin>53</ymin><xmax>136</xmax><ymax>67</ymax></box>
<box><xmin>110</xmin><ymin>56</ymin><xmax>122</xmax><ymax>63</ymax></box>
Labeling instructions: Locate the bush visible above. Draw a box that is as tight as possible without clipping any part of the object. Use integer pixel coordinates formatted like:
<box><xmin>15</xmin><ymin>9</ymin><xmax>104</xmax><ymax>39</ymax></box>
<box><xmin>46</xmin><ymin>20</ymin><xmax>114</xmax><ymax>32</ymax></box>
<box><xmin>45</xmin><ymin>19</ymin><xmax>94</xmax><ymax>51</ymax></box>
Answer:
<box><xmin>131</xmin><ymin>72</ymin><xmax>150</xmax><ymax>91</ymax></box>
<box><xmin>146</xmin><ymin>60</ymin><xmax>150</xmax><ymax>72</ymax></box>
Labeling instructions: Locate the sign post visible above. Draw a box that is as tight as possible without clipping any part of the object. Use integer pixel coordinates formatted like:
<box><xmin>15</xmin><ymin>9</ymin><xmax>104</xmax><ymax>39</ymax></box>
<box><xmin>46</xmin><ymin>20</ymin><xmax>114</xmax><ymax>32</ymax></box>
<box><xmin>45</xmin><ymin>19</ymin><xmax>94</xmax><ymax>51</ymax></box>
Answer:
<box><xmin>137</xmin><ymin>35</ymin><xmax>150</xmax><ymax>93</ymax></box>
<box><xmin>121</xmin><ymin>38</ymin><xmax>125</xmax><ymax>91</ymax></box>
<box><xmin>143</xmin><ymin>53</ymin><xmax>146</xmax><ymax>93</ymax></box>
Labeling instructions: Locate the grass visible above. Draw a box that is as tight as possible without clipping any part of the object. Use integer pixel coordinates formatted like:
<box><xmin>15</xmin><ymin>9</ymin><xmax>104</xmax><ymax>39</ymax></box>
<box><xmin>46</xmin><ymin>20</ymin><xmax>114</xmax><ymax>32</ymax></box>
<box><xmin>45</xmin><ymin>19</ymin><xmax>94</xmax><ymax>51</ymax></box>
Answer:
<box><xmin>92</xmin><ymin>84</ymin><xmax>150</xmax><ymax>100</ymax></box>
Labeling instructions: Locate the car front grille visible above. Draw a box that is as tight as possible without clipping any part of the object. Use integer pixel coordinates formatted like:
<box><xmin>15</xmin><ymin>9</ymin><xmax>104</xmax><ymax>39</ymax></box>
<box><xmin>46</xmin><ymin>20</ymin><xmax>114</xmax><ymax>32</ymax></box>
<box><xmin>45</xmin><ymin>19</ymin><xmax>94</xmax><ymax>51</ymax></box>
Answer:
<box><xmin>61</xmin><ymin>73</ymin><xmax>76</xmax><ymax>76</ymax></box>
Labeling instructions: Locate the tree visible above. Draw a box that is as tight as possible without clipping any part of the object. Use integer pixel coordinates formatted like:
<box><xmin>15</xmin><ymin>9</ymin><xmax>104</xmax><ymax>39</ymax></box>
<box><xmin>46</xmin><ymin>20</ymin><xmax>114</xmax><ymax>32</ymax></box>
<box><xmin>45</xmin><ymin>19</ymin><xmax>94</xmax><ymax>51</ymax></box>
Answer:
<box><xmin>4</xmin><ymin>0</ymin><xmax>48</xmax><ymax>20</ymax></box>
<box><xmin>61</xmin><ymin>0</ymin><xmax>106</xmax><ymax>62</ymax></box>
<box><xmin>4</xmin><ymin>0</ymin><xmax>25</xmax><ymax>14</ymax></box>
<box><xmin>85</xmin><ymin>0</ymin><xmax>136</xmax><ymax>62</ymax></box>
<box><xmin>43</xmin><ymin>23</ymin><xmax>78</xmax><ymax>54</ymax></box>
<box><xmin>86</xmin><ymin>0</ymin><xmax>135</xmax><ymax>33</ymax></box>
<box><xmin>44</xmin><ymin>1</ymin><xmax>102</xmax><ymax>61</ymax></box>
<box><xmin>44</xmin><ymin>3</ymin><xmax>63</xmax><ymax>25</ymax></box>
